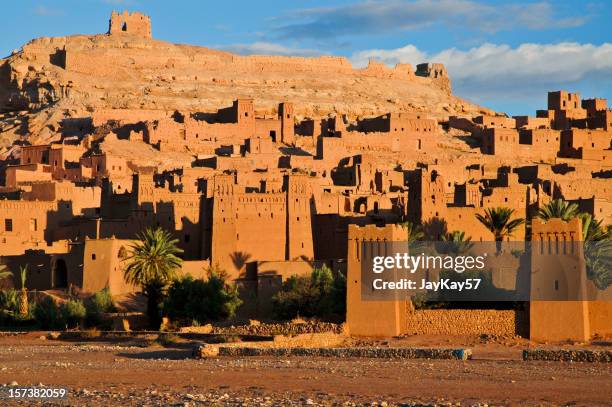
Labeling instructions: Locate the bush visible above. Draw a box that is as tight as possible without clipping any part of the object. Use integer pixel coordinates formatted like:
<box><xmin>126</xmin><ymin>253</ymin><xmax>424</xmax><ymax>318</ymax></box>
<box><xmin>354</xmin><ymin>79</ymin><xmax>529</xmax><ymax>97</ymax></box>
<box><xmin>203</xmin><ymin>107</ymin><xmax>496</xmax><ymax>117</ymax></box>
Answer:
<box><xmin>163</xmin><ymin>265</ymin><xmax>242</xmax><ymax>325</ymax></box>
<box><xmin>34</xmin><ymin>297</ymin><xmax>63</xmax><ymax>330</ymax></box>
<box><xmin>272</xmin><ymin>265</ymin><xmax>346</xmax><ymax>320</ymax></box>
<box><xmin>61</xmin><ymin>299</ymin><xmax>86</xmax><ymax>328</ymax></box>
<box><xmin>85</xmin><ymin>288</ymin><xmax>116</xmax><ymax>326</ymax></box>
<box><xmin>0</xmin><ymin>289</ymin><xmax>19</xmax><ymax>314</ymax></box>
<box><xmin>33</xmin><ymin>297</ymin><xmax>86</xmax><ymax>329</ymax></box>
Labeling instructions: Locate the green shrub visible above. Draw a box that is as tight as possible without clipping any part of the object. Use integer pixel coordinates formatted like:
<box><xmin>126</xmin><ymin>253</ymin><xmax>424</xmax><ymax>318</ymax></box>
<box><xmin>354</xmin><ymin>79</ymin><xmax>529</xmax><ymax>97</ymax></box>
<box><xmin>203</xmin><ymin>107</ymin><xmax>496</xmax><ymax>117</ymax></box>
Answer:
<box><xmin>61</xmin><ymin>299</ymin><xmax>86</xmax><ymax>328</ymax></box>
<box><xmin>85</xmin><ymin>288</ymin><xmax>116</xmax><ymax>326</ymax></box>
<box><xmin>272</xmin><ymin>264</ymin><xmax>346</xmax><ymax>320</ymax></box>
<box><xmin>33</xmin><ymin>297</ymin><xmax>86</xmax><ymax>329</ymax></box>
<box><xmin>34</xmin><ymin>297</ymin><xmax>63</xmax><ymax>330</ymax></box>
<box><xmin>0</xmin><ymin>289</ymin><xmax>19</xmax><ymax>314</ymax></box>
<box><xmin>163</xmin><ymin>265</ymin><xmax>242</xmax><ymax>324</ymax></box>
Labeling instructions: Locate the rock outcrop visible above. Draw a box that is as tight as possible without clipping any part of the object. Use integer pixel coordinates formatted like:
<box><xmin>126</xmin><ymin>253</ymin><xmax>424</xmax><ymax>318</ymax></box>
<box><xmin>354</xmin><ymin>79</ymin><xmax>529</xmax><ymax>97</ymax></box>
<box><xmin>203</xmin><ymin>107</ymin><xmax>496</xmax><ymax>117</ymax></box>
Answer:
<box><xmin>0</xmin><ymin>12</ymin><xmax>490</xmax><ymax>129</ymax></box>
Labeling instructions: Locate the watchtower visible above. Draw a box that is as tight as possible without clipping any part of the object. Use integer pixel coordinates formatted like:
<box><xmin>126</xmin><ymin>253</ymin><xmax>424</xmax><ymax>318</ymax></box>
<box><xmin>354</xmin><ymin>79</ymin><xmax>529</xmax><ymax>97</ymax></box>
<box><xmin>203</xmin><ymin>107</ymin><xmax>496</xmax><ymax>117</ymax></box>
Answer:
<box><xmin>108</xmin><ymin>11</ymin><xmax>152</xmax><ymax>38</ymax></box>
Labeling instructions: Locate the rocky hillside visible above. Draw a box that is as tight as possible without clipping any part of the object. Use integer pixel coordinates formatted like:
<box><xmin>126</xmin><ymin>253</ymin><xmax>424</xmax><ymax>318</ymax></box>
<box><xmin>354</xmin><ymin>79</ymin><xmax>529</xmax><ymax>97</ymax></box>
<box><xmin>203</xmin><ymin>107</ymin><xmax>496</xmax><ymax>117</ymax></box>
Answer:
<box><xmin>0</xmin><ymin>24</ymin><xmax>495</xmax><ymax>149</ymax></box>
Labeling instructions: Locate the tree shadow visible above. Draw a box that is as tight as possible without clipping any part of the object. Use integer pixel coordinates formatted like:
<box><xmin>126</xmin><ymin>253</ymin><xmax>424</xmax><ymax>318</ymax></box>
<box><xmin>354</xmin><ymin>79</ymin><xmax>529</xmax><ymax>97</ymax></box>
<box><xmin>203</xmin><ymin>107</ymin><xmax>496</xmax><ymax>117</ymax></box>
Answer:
<box><xmin>230</xmin><ymin>251</ymin><xmax>251</xmax><ymax>270</ymax></box>
<box><xmin>116</xmin><ymin>349</ymin><xmax>193</xmax><ymax>360</ymax></box>
<box><xmin>422</xmin><ymin>217</ymin><xmax>448</xmax><ymax>240</ymax></box>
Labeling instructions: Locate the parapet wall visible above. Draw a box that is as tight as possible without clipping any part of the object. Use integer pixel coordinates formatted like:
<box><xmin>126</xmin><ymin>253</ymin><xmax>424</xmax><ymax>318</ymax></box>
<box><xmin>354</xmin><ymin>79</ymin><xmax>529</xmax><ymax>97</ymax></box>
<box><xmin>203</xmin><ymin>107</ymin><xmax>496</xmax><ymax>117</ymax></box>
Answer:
<box><xmin>405</xmin><ymin>309</ymin><xmax>526</xmax><ymax>336</ymax></box>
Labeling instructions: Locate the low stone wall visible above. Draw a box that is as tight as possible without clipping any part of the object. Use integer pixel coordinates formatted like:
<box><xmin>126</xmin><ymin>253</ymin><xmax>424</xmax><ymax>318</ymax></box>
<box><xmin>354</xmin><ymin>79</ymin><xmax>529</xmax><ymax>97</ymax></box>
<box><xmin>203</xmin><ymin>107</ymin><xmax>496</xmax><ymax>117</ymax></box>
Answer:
<box><xmin>194</xmin><ymin>346</ymin><xmax>471</xmax><ymax>360</ymax></box>
<box><xmin>405</xmin><ymin>309</ymin><xmax>526</xmax><ymax>336</ymax></box>
<box><xmin>210</xmin><ymin>322</ymin><xmax>343</xmax><ymax>337</ymax></box>
<box><xmin>523</xmin><ymin>349</ymin><xmax>612</xmax><ymax>363</ymax></box>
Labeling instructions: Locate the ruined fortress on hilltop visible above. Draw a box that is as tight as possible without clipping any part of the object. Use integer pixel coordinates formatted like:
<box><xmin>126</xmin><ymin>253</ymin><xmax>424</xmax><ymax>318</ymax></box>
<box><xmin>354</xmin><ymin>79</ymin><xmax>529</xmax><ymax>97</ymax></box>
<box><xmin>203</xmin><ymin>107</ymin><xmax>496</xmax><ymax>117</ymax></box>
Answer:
<box><xmin>0</xmin><ymin>10</ymin><xmax>459</xmax><ymax>120</ymax></box>
<box><xmin>0</xmin><ymin>12</ymin><xmax>610</xmax><ymax>342</ymax></box>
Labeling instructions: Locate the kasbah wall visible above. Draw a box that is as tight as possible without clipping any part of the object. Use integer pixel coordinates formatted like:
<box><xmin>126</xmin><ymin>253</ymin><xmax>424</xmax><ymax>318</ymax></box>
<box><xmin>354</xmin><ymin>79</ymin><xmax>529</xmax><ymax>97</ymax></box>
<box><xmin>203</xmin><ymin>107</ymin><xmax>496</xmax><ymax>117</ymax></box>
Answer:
<box><xmin>0</xmin><ymin>11</ymin><xmax>610</xmax><ymax>342</ymax></box>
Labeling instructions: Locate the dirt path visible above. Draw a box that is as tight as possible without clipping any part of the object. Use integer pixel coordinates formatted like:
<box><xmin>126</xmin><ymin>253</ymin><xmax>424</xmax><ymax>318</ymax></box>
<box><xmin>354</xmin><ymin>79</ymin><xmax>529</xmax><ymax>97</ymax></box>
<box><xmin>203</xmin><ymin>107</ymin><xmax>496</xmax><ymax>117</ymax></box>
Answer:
<box><xmin>0</xmin><ymin>335</ymin><xmax>610</xmax><ymax>406</ymax></box>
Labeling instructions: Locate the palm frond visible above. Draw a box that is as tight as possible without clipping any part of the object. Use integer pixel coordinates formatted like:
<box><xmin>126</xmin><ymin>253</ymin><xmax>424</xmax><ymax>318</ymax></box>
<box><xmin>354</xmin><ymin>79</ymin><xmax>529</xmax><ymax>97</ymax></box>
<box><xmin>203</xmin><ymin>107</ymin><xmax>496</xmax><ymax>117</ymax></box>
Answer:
<box><xmin>537</xmin><ymin>199</ymin><xmax>579</xmax><ymax>221</ymax></box>
<box><xmin>123</xmin><ymin>227</ymin><xmax>184</xmax><ymax>289</ymax></box>
<box><xmin>476</xmin><ymin>207</ymin><xmax>524</xmax><ymax>241</ymax></box>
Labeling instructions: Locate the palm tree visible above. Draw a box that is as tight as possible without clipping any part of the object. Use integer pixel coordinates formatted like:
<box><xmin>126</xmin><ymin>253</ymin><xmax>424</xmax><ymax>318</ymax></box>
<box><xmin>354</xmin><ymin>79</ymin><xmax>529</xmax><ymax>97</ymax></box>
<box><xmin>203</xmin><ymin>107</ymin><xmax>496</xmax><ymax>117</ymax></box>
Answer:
<box><xmin>399</xmin><ymin>221</ymin><xmax>425</xmax><ymax>253</ymax></box>
<box><xmin>578</xmin><ymin>213</ymin><xmax>610</xmax><ymax>242</ymax></box>
<box><xmin>442</xmin><ymin>231</ymin><xmax>473</xmax><ymax>255</ymax></box>
<box><xmin>537</xmin><ymin>199</ymin><xmax>579</xmax><ymax>221</ymax></box>
<box><xmin>399</xmin><ymin>221</ymin><xmax>424</xmax><ymax>243</ymax></box>
<box><xmin>0</xmin><ymin>264</ymin><xmax>11</xmax><ymax>282</ymax></box>
<box><xmin>18</xmin><ymin>265</ymin><xmax>28</xmax><ymax>317</ymax></box>
<box><xmin>123</xmin><ymin>227</ymin><xmax>183</xmax><ymax>329</ymax></box>
<box><xmin>578</xmin><ymin>213</ymin><xmax>611</xmax><ymax>290</ymax></box>
<box><xmin>476</xmin><ymin>207</ymin><xmax>525</xmax><ymax>247</ymax></box>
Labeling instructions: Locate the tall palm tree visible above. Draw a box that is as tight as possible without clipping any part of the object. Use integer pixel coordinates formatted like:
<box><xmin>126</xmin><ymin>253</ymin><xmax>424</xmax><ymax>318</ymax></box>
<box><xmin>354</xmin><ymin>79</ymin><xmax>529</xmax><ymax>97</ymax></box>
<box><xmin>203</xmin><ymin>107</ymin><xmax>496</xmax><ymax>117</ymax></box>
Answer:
<box><xmin>442</xmin><ymin>231</ymin><xmax>473</xmax><ymax>255</ymax></box>
<box><xmin>476</xmin><ymin>207</ymin><xmax>525</xmax><ymax>243</ymax></box>
<box><xmin>537</xmin><ymin>199</ymin><xmax>579</xmax><ymax>221</ymax></box>
<box><xmin>18</xmin><ymin>265</ymin><xmax>28</xmax><ymax>317</ymax></box>
<box><xmin>123</xmin><ymin>227</ymin><xmax>183</xmax><ymax>329</ymax></box>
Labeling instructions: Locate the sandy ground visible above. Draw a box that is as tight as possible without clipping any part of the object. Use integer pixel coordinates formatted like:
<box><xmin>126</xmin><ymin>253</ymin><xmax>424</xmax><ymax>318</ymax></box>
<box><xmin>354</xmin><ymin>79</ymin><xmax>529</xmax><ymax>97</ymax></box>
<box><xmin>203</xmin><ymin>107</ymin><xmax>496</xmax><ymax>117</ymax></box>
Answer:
<box><xmin>0</xmin><ymin>333</ymin><xmax>610</xmax><ymax>406</ymax></box>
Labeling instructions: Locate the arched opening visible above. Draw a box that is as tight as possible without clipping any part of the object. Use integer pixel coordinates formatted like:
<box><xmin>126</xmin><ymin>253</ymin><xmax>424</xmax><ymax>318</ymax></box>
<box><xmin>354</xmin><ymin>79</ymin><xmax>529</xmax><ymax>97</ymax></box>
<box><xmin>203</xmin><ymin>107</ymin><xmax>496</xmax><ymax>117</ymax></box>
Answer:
<box><xmin>122</xmin><ymin>22</ymin><xmax>128</xmax><ymax>31</ymax></box>
<box><xmin>53</xmin><ymin>259</ymin><xmax>68</xmax><ymax>289</ymax></box>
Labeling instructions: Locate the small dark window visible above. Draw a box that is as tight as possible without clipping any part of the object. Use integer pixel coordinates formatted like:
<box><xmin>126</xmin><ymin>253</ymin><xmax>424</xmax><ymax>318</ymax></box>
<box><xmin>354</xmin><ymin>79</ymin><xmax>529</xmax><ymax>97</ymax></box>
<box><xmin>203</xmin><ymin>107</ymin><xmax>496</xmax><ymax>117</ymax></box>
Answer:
<box><xmin>4</xmin><ymin>219</ymin><xmax>13</xmax><ymax>232</ymax></box>
<box><xmin>91</xmin><ymin>254</ymin><xmax>96</xmax><ymax>260</ymax></box>
<box><xmin>554</xmin><ymin>280</ymin><xmax>559</xmax><ymax>291</ymax></box>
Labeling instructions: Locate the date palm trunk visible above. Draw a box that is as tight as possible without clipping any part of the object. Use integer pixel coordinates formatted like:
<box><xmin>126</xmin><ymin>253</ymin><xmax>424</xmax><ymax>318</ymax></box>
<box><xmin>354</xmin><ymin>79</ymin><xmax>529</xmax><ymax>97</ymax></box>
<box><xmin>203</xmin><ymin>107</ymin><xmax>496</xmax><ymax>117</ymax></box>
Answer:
<box><xmin>19</xmin><ymin>288</ymin><xmax>28</xmax><ymax>316</ymax></box>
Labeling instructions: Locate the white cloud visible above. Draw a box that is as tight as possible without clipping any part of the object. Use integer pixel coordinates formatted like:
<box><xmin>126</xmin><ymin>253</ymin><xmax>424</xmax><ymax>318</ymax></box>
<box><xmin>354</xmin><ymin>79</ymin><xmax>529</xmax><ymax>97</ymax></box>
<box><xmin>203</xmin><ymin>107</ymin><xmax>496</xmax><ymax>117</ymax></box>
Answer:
<box><xmin>216</xmin><ymin>39</ymin><xmax>612</xmax><ymax>113</ymax></box>
<box><xmin>350</xmin><ymin>42</ymin><xmax>612</xmax><ymax>105</ymax></box>
<box><xmin>222</xmin><ymin>42</ymin><xmax>323</xmax><ymax>57</ymax></box>
<box><xmin>351</xmin><ymin>45</ymin><xmax>427</xmax><ymax>68</ymax></box>
<box><xmin>274</xmin><ymin>0</ymin><xmax>587</xmax><ymax>39</ymax></box>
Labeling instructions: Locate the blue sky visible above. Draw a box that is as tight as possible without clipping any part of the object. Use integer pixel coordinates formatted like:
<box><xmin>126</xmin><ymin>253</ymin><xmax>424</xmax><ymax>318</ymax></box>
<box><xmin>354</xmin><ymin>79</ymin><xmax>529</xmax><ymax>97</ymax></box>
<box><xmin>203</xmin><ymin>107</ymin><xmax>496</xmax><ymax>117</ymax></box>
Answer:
<box><xmin>2</xmin><ymin>0</ymin><xmax>611</xmax><ymax>115</ymax></box>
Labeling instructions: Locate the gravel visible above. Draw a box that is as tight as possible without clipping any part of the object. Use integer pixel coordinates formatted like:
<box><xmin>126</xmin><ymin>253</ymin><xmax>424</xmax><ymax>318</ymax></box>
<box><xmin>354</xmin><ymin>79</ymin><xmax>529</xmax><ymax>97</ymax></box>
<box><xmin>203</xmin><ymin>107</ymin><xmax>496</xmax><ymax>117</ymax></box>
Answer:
<box><xmin>523</xmin><ymin>349</ymin><xmax>612</xmax><ymax>362</ymax></box>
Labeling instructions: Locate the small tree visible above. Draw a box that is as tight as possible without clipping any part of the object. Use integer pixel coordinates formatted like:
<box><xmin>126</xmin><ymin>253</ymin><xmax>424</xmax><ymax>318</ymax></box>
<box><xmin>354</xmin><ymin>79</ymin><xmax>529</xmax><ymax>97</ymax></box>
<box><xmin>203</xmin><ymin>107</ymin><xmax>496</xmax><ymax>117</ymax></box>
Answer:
<box><xmin>0</xmin><ymin>264</ymin><xmax>11</xmax><ymax>282</ymax></box>
<box><xmin>399</xmin><ymin>221</ymin><xmax>424</xmax><ymax>243</ymax></box>
<box><xmin>476</xmin><ymin>207</ymin><xmax>524</xmax><ymax>242</ymax></box>
<box><xmin>441</xmin><ymin>230</ymin><xmax>473</xmax><ymax>255</ymax></box>
<box><xmin>123</xmin><ymin>228</ymin><xmax>183</xmax><ymax>329</ymax></box>
<box><xmin>578</xmin><ymin>213</ymin><xmax>611</xmax><ymax>290</ymax></box>
<box><xmin>18</xmin><ymin>266</ymin><xmax>28</xmax><ymax>317</ymax></box>
<box><xmin>272</xmin><ymin>265</ymin><xmax>346</xmax><ymax>320</ymax></box>
<box><xmin>85</xmin><ymin>288</ymin><xmax>116</xmax><ymax>326</ymax></box>
<box><xmin>164</xmin><ymin>264</ymin><xmax>242</xmax><ymax>324</ymax></box>
<box><xmin>537</xmin><ymin>199</ymin><xmax>579</xmax><ymax>221</ymax></box>
<box><xmin>579</xmin><ymin>213</ymin><xmax>610</xmax><ymax>242</ymax></box>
